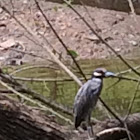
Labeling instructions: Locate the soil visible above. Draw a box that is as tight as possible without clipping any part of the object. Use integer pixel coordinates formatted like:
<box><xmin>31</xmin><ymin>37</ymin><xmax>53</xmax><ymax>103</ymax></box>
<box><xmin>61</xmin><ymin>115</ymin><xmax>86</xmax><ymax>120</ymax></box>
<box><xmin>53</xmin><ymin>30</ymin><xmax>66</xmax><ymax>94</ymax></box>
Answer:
<box><xmin>0</xmin><ymin>0</ymin><xmax>140</xmax><ymax>65</ymax></box>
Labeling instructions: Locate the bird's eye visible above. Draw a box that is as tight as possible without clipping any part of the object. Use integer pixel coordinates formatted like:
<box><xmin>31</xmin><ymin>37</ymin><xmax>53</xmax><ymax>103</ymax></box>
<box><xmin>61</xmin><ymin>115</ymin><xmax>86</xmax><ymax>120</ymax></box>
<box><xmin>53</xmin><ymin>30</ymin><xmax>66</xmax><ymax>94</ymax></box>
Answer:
<box><xmin>97</xmin><ymin>70</ymin><xmax>104</xmax><ymax>74</ymax></box>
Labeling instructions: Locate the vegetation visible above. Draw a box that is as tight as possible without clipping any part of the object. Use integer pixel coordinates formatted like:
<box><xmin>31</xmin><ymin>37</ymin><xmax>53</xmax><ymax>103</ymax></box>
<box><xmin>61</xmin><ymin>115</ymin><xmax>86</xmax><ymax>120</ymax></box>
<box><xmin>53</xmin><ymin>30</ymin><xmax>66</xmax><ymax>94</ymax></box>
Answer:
<box><xmin>0</xmin><ymin>0</ymin><xmax>140</xmax><ymax>139</ymax></box>
<box><xmin>3</xmin><ymin>58</ymin><xmax>140</xmax><ymax>121</ymax></box>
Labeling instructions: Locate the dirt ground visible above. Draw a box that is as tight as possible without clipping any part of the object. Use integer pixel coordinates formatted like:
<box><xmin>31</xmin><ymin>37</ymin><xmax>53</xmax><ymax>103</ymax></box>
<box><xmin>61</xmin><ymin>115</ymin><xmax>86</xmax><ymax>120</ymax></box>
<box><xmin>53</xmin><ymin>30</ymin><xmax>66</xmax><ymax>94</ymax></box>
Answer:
<box><xmin>0</xmin><ymin>0</ymin><xmax>140</xmax><ymax>65</ymax></box>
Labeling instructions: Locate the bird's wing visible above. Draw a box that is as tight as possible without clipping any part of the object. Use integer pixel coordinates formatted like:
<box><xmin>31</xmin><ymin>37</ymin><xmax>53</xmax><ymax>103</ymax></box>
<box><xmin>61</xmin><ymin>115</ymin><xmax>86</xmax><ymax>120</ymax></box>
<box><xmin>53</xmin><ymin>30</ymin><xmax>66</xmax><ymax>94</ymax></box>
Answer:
<box><xmin>74</xmin><ymin>79</ymin><xmax>102</xmax><ymax>116</ymax></box>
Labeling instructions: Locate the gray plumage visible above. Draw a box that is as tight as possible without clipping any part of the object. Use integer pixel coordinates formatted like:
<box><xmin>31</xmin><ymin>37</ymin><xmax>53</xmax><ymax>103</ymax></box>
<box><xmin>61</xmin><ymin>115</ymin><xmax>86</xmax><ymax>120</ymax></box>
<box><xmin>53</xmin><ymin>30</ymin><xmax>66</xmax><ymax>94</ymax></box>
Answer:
<box><xmin>73</xmin><ymin>68</ymin><xmax>115</xmax><ymax>129</ymax></box>
<box><xmin>74</xmin><ymin>78</ymin><xmax>103</xmax><ymax>128</ymax></box>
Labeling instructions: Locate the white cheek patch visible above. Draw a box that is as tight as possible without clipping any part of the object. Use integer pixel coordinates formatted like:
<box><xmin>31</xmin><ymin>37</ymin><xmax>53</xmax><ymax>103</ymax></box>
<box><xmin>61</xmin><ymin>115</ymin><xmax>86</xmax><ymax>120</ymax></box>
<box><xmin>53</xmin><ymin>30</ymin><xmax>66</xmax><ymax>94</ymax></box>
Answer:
<box><xmin>93</xmin><ymin>72</ymin><xmax>102</xmax><ymax>76</ymax></box>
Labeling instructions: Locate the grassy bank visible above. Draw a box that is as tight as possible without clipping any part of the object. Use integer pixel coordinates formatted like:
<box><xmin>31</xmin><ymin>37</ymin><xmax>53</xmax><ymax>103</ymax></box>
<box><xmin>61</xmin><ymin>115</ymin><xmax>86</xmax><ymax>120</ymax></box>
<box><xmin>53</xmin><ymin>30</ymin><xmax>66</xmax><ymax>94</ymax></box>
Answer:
<box><xmin>3</xmin><ymin>58</ymin><xmax>140</xmax><ymax>120</ymax></box>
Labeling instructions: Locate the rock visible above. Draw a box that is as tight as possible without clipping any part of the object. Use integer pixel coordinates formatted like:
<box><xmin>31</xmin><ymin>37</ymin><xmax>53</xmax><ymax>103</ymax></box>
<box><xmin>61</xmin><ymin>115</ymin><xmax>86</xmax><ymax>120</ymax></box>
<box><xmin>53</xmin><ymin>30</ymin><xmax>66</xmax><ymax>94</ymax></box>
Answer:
<box><xmin>7</xmin><ymin>59</ymin><xmax>23</xmax><ymax>65</ymax></box>
<box><xmin>115</xmin><ymin>48</ymin><xmax>121</xmax><ymax>52</ymax></box>
<box><xmin>23</xmin><ymin>0</ymin><xmax>28</xmax><ymax>4</ymax></box>
<box><xmin>129</xmin><ymin>40</ymin><xmax>138</xmax><ymax>46</ymax></box>
<box><xmin>113</xmin><ymin>30</ymin><xmax>119</xmax><ymax>35</ymax></box>
<box><xmin>104</xmin><ymin>36</ymin><xmax>114</xmax><ymax>41</ymax></box>
<box><xmin>0</xmin><ymin>57</ymin><xmax>5</xmax><ymax>61</ymax></box>
<box><xmin>35</xmin><ymin>12</ymin><xmax>42</xmax><ymax>19</ymax></box>
<box><xmin>0</xmin><ymin>23</ymin><xmax>6</xmax><ymax>30</ymax></box>
<box><xmin>0</xmin><ymin>39</ymin><xmax>17</xmax><ymax>51</ymax></box>
<box><xmin>116</xmin><ymin>14</ymin><xmax>124</xmax><ymax>21</ymax></box>
<box><xmin>128</xmin><ymin>34</ymin><xmax>135</xmax><ymax>38</ymax></box>
<box><xmin>84</xmin><ymin>35</ymin><xmax>100</xmax><ymax>42</ymax></box>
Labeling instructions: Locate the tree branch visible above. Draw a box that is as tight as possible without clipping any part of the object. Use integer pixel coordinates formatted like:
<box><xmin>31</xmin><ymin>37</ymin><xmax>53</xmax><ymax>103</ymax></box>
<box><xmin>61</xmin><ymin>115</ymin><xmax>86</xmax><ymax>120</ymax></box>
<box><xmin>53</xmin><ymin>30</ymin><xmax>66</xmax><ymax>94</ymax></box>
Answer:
<box><xmin>125</xmin><ymin>81</ymin><xmax>140</xmax><ymax>121</ymax></box>
<box><xmin>0</xmin><ymin>78</ymin><xmax>73</xmax><ymax>125</ymax></box>
<box><xmin>34</xmin><ymin>0</ymin><xmax>87</xmax><ymax>81</ymax></box>
<box><xmin>0</xmin><ymin>72</ymin><xmax>73</xmax><ymax>117</ymax></box>
<box><xmin>10</xmin><ymin>65</ymin><xmax>59</xmax><ymax>76</ymax></box>
<box><xmin>63</xmin><ymin>0</ymin><xmax>140</xmax><ymax>77</ymax></box>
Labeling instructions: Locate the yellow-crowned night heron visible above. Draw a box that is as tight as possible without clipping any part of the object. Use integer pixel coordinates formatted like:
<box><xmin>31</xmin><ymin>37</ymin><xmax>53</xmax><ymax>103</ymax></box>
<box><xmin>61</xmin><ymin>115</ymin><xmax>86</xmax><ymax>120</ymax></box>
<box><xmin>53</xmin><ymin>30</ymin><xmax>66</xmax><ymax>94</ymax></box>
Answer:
<box><xmin>73</xmin><ymin>68</ymin><xmax>115</xmax><ymax>137</ymax></box>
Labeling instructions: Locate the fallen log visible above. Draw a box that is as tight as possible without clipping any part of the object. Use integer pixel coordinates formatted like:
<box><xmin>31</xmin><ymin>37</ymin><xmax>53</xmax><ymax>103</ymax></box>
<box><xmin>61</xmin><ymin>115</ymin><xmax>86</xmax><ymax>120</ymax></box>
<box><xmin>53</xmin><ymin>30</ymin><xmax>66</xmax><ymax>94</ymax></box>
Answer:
<box><xmin>93</xmin><ymin>113</ymin><xmax>140</xmax><ymax>140</ymax></box>
<box><xmin>0</xmin><ymin>94</ymin><xmax>140</xmax><ymax>140</ymax></box>
<box><xmin>0</xmin><ymin>72</ymin><xmax>73</xmax><ymax>117</ymax></box>
<box><xmin>0</xmin><ymin>95</ymin><xmax>66</xmax><ymax>140</ymax></box>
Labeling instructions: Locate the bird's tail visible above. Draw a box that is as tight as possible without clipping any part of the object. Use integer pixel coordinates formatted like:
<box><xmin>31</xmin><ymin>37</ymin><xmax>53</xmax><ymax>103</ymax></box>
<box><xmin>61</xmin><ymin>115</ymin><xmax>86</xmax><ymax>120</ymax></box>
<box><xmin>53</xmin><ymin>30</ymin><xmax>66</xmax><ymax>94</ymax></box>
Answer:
<box><xmin>74</xmin><ymin>116</ymin><xmax>83</xmax><ymax>129</ymax></box>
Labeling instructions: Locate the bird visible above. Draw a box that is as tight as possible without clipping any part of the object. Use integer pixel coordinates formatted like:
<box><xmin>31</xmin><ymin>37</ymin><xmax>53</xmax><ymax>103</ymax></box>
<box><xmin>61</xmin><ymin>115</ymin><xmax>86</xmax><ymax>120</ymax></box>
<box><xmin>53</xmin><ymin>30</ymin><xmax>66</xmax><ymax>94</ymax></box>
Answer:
<box><xmin>73</xmin><ymin>68</ymin><xmax>115</xmax><ymax>137</ymax></box>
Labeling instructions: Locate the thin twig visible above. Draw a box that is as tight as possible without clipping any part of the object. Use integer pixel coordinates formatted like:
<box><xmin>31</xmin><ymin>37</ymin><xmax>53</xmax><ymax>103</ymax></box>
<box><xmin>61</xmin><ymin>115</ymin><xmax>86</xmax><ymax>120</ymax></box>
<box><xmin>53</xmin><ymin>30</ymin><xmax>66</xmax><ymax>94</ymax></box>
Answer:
<box><xmin>35</xmin><ymin>0</ymin><xmax>140</xmax><ymax>125</ymax></box>
<box><xmin>96</xmin><ymin>126</ymin><xmax>135</xmax><ymax>140</ymax></box>
<box><xmin>124</xmin><ymin>122</ymin><xmax>133</xmax><ymax>140</ymax></box>
<box><xmin>8</xmin><ymin>48</ymin><xmax>53</xmax><ymax>61</ymax></box>
<box><xmin>10</xmin><ymin>65</ymin><xmax>58</xmax><ymax>76</ymax></box>
<box><xmin>9</xmin><ymin>64</ymin><xmax>140</xmax><ymax>83</ymax></box>
<box><xmin>114</xmin><ymin>75</ymin><xmax>140</xmax><ymax>83</ymax></box>
<box><xmin>1</xmin><ymin>1</ymin><xmax>136</xmax><ymax>128</ymax></box>
<box><xmin>10</xmin><ymin>0</ymin><xmax>14</xmax><ymax>15</ymax></box>
<box><xmin>34</xmin><ymin>0</ymin><xmax>87</xmax><ymax>81</ymax></box>
<box><xmin>13</xmin><ymin>76</ymin><xmax>81</xmax><ymax>82</ymax></box>
<box><xmin>0</xmin><ymin>3</ymin><xmax>83</xmax><ymax>87</ymax></box>
<box><xmin>99</xmin><ymin>97</ymin><xmax>123</xmax><ymax>125</ymax></box>
<box><xmin>12</xmin><ymin>74</ymin><xmax>140</xmax><ymax>83</ymax></box>
<box><xmin>0</xmin><ymin>4</ymin><xmax>34</xmax><ymax>38</ymax></box>
<box><xmin>0</xmin><ymin>79</ymin><xmax>73</xmax><ymax>124</ymax></box>
<box><xmin>105</xmin><ymin>79</ymin><xmax>121</xmax><ymax>91</ymax></box>
<box><xmin>80</xmin><ymin>1</ymin><xmax>101</xmax><ymax>32</ymax></box>
<box><xmin>62</xmin><ymin>1</ymin><xmax>140</xmax><ymax>133</ymax></box>
<box><xmin>125</xmin><ymin>81</ymin><xmax>140</xmax><ymax>121</ymax></box>
<box><xmin>63</xmin><ymin>0</ymin><xmax>140</xmax><ymax>77</ymax></box>
<box><xmin>127</xmin><ymin>0</ymin><xmax>137</xmax><ymax>22</ymax></box>
<box><xmin>116</xmin><ymin>65</ymin><xmax>140</xmax><ymax>75</ymax></box>
<box><xmin>0</xmin><ymin>72</ymin><xmax>73</xmax><ymax>116</ymax></box>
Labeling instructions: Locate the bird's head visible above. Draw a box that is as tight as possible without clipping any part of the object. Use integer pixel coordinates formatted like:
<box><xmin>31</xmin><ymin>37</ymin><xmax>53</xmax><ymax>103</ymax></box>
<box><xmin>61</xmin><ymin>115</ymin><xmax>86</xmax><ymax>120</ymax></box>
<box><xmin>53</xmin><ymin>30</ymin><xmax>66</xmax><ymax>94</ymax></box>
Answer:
<box><xmin>92</xmin><ymin>68</ymin><xmax>115</xmax><ymax>78</ymax></box>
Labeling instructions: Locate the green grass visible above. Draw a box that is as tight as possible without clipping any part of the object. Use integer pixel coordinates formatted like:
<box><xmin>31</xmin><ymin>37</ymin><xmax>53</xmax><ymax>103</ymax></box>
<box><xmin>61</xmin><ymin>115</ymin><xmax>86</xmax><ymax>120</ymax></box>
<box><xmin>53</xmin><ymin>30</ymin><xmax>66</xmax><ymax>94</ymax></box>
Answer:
<box><xmin>3</xmin><ymin>57</ymin><xmax>140</xmax><ymax>120</ymax></box>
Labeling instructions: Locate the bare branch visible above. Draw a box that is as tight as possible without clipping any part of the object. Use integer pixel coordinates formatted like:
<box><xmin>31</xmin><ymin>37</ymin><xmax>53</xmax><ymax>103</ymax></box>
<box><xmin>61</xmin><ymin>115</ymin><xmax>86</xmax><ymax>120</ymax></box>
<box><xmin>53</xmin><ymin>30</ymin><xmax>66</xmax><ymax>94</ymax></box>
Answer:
<box><xmin>123</xmin><ymin>122</ymin><xmax>133</xmax><ymax>140</ymax></box>
<box><xmin>125</xmin><ymin>81</ymin><xmax>140</xmax><ymax>121</ymax></box>
<box><xmin>0</xmin><ymin>72</ymin><xmax>73</xmax><ymax>116</ymax></box>
<box><xmin>80</xmin><ymin>1</ymin><xmax>101</xmax><ymax>32</ymax></box>
<box><xmin>9</xmin><ymin>0</ymin><xmax>14</xmax><ymax>15</ymax></box>
<box><xmin>116</xmin><ymin>65</ymin><xmax>140</xmax><ymax>75</ymax></box>
<box><xmin>96</xmin><ymin>127</ymin><xmax>135</xmax><ymax>140</ymax></box>
<box><xmin>10</xmin><ymin>65</ymin><xmax>59</xmax><ymax>76</ymax></box>
<box><xmin>2</xmin><ymin>1</ymin><xmax>139</xmax><ymax>131</ymax></box>
<box><xmin>114</xmin><ymin>75</ymin><xmax>140</xmax><ymax>82</ymax></box>
<box><xmin>99</xmin><ymin>98</ymin><xmax>123</xmax><ymax>125</ymax></box>
<box><xmin>13</xmin><ymin>76</ymin><xmax>79</xmax><ymax>82</ymax></box>
<box><xmin>34</xmin><ymin>0</ymin><xmax>87</xmax><ymax>81</ymax></box>
<box><xmin>0</xmin><ymin>79</ymin><xmax>73</xmax><ymax>124</ymax></box>
<box><xmin>0</xmin><ymin>3</ymin><xmax>83</xmax><ymax>87</ymax></box>
<box><xmin>11</xmin><ymin>72</ymin><xmax>140</xmax><ymax>83</ymax></box>
<box><xmin>105</xmin><ymin>79</ymin><xmax>121</xmax><ymax>91</ymax></box>
<box><xmin>127</xmin><ymin>0</ymin><xmax>137</xmax><ymax>22</ymax></box>
<box><xmin>8</xmin><ymin>48</ymin><xmax>53</xmax><ymax>62</ymax></box>
<box><xmin>63</xmin><ymin>0</ymin><xmax>140</xmax><ymax>77</ymax></box>
<box><xmin>33</xmin><ymin>0</ymin><xmax>139</xmax><ymax>125</ymax></box>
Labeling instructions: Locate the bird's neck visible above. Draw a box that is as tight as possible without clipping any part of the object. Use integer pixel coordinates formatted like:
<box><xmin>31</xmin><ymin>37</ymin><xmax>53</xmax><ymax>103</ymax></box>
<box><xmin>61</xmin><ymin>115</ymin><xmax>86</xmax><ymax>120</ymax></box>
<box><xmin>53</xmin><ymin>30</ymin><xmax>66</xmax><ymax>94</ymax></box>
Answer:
<box><xmin>91</xmin><ymin>77</ymin><xmax>103</xmax><ymax>84</ymax></box>
<box><xmin>91</xmin><ymin>76</ymin><xmax>103</xmax><ymax>80</ymax></box>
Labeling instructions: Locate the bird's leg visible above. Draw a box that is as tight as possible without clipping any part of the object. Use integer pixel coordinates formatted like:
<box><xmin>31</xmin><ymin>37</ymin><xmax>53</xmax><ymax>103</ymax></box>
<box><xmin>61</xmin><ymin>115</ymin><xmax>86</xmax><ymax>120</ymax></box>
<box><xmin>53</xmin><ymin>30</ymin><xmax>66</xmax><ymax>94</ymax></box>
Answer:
<box><xmin>87</xmin><ymin>115</ymin><xmax>94</xmax><ymax>139</ymax></box>
<box><xmin>87</xmin><ymin>127</ymin><xmax>93</xmax><ymax>140</ymax></box>
<box><xmin>87</xmin><ymin>124</ymin><xmax>94</xmax><ymax>138</ymax></box>
<box><xmin>89</xmin><ymin>115</ymin><xmax>94</xmax><ymax>136</ymax></box>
